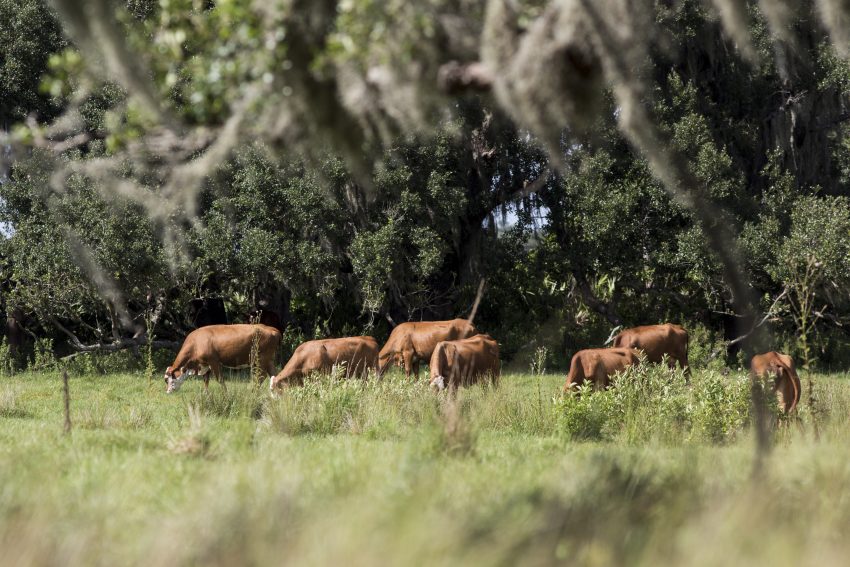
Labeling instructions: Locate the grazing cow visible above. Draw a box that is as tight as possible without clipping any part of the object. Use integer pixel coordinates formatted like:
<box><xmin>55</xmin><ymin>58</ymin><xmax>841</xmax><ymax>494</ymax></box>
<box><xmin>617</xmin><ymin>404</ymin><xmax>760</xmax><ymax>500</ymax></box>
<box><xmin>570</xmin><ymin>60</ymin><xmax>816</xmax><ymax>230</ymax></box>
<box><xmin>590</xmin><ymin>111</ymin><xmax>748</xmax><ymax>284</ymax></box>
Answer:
<box><xmin>612</xmin><ymin>323</ymin><xmax>689</xmax><ymax>373</ymax></box>
<box><xmin>563</xmin><ymin>347</ymin><xmax>641</xmax><ymax>392</ymax></box>
<box><xmin>164</xmin><ymin>324</ymin><xmax>281</xmax><ymax>393</ymax></box>
<box><xmin>429</xmin><ymin>334</ymin><xmax>500</xmax><ymax>391</ymax></box>
<box><xmin>270</xmin><ymin>336</ymin><xmax>379</xmax><ymax>389</ymax></box>
<box><xmin>750</xmin><ymin>351</ymin><xmax>801</xmax><ymax>414</ymax></box>
<box><xmin>378</xmin><ymin>318</ymin><xmax>477</xmax><ymax>379</ymax></box>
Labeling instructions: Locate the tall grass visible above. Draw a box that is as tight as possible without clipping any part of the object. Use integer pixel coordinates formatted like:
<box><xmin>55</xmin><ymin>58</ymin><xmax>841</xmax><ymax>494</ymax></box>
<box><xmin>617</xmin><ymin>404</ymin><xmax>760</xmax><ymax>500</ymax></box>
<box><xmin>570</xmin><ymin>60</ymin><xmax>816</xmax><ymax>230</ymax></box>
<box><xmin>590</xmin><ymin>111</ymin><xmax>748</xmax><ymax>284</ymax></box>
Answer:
<box><xmin>1</xmin><ymin>368</ymin><xmax>849</xmax><ymax>566</ymax></box>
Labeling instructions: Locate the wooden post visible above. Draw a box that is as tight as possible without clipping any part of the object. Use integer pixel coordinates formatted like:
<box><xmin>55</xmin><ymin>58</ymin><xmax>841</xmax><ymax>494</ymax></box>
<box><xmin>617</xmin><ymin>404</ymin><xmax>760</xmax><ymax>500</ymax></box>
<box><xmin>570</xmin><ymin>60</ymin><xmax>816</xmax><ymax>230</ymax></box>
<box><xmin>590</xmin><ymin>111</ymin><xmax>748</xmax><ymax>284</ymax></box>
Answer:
<box><xmin>807</xmin><ymin>372</ymin><xmax>820</xmax><ymax>441</ymax></box>
<box><xmin>750</xmin><ymin>375</ymin><xmax>771</xmax><ymax>478</ymax></box>
<box><xmin>62</xmin><ymin>370</ymin><xmax>71</xmax><ymax>434</ymax></box>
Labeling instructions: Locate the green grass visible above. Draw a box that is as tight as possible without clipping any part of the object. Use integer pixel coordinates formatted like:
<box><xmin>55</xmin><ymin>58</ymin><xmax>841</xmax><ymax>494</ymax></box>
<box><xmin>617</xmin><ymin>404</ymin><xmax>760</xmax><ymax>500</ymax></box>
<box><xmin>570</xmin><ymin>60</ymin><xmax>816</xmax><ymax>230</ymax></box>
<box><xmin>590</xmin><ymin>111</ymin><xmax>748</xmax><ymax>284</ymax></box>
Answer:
<box><xmin>1</xmin><ymin>367</ymin><xmax>849</xmax><ymax>565</ymax></box>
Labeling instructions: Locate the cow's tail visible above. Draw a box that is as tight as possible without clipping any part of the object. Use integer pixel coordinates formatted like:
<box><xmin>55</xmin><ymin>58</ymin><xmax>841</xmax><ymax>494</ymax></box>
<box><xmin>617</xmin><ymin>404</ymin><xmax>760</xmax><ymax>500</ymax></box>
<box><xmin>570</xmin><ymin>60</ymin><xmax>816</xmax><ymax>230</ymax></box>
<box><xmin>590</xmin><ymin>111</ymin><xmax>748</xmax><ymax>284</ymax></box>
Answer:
<box><xmin>467</xmin><ymin>279</ymin><xmax>486</xmax><ymax>325</ymax></box>
<box><xmin>430</xmin><ymin>342</ymin><xmax>448</xmax><ymax>383</ymax></box>
<box><xmin>784</xmin><ymin>366</ymin><xmax>800</xmax><ymax>413</ymax></box>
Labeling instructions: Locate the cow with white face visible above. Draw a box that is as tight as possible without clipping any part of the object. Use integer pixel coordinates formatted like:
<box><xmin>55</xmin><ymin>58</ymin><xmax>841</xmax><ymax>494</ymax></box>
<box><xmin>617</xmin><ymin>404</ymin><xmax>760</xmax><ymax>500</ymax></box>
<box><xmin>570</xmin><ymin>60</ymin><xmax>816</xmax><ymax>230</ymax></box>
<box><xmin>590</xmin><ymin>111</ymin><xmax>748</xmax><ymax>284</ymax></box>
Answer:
<box><xmin>164</xmin><ymin>324</ymin><xmax>281</xmax><ymax>393</ymax></box>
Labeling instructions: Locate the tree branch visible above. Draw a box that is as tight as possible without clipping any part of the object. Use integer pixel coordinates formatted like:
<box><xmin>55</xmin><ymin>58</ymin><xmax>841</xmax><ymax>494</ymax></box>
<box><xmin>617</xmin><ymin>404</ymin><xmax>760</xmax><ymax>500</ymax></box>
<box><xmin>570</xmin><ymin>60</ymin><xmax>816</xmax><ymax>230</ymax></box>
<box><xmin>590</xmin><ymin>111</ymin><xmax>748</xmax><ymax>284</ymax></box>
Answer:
<box><xmin>46</xmin><ymin>314</ymin><xmax>85</xmax><ymax>350</ymax></box>
<box><xmin>727</xmin><ymin>287</ymin><xmax>788</xmax><ymax>347</ymax></box>
<box><xmin>573</xmin><ymin>273</ymin><xmax>623</xmax><ymax>326</ymax></box>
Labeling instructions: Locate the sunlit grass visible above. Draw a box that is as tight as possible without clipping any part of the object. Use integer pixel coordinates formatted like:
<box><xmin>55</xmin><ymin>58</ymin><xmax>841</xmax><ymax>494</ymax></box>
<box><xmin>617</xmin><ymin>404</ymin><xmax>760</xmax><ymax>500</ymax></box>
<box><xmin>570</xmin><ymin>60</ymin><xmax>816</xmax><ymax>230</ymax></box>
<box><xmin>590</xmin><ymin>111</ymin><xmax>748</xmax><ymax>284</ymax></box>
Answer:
<box><xmin>0</xmin><ymin>367</ymin><xmax>847</xmax><ymax>565</ymax></box>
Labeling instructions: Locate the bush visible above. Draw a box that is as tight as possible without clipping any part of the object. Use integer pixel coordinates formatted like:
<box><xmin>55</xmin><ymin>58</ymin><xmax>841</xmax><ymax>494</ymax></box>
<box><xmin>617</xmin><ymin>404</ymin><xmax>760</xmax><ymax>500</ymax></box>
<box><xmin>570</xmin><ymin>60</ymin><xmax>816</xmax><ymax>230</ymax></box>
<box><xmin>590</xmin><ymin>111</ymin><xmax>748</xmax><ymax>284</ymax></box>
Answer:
<box><xmin>30</xmin><ymin>338</ymin><xmax>56</xmax><ymax>371</ymax></box>
<box><xmin>555</xmin><ymin>384</ymin><xmax>619</xmax><ymax>441</ymax></box>
<box><xmin>689</xmin><ymin>371</ymin><xmax>752</xmax><ymax>442</ymax></box>
<box><xmin>687</xmin><ymin>323</ymin><xmax>728</xmax><ymax>371</ymax></box>
<box><xmin>554</xmin><ymin>364</ymin><xmax>754</xmax><ymax>444</ymax></box>
<box><xmin>0</xmin><ymin>337</ymin><xmax>15</xmax><ymax>376</ymax></box>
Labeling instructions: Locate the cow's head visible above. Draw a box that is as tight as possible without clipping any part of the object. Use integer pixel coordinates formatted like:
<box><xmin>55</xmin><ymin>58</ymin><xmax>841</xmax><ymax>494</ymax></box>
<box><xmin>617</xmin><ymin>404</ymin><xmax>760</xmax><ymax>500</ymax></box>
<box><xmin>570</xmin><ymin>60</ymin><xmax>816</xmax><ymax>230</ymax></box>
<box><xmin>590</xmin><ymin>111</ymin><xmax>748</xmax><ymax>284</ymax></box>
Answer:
<box><xmin>269</xmin><ymin>373</ymin><xmax>282</xmax><ymax>393</ymax></box>
<box><xmin>164</xmin><ymin>366</ymin><xmax>188</xmax><ymax>394</ymax></box>
<box><xmin>269</xmin><ymin>370</ymin><xmax>295</xmax><ymax>395</ymax></box>
<box><xmin>376</xmin><ymin>352</ymin><xmax>398</xmax><ymax>377</ymax></box>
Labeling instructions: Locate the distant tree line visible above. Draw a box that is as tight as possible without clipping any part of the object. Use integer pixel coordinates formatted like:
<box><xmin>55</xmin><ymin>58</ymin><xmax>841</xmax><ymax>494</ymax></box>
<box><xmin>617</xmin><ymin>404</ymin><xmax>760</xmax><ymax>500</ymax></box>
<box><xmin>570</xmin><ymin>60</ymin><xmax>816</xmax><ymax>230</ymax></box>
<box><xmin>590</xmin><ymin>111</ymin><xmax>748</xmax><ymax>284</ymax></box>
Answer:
<box><xmin>0</xmin><ymin>0</ymin><xmax>849</xmax><ymax>370</ymax></box>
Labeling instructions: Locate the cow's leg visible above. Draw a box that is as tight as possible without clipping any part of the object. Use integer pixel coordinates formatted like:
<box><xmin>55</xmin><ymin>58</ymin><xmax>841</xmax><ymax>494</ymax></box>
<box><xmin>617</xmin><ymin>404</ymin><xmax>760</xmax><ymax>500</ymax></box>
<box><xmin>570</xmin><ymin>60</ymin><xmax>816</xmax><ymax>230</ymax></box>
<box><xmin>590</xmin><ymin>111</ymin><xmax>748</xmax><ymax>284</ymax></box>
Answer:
<box><xmin>209</xmin><ymin>361</ymin><xmax>225</xmax><ymax>392</ymax></box>
<box><xmin>402</xmin><ymin>349</ymin><xmax>415</xmax><ymax>380</ymax></box>
<box><xmin>261</xmin><ymin>355</ymin><xmax>276</xmax><ymax>386</ymax></box>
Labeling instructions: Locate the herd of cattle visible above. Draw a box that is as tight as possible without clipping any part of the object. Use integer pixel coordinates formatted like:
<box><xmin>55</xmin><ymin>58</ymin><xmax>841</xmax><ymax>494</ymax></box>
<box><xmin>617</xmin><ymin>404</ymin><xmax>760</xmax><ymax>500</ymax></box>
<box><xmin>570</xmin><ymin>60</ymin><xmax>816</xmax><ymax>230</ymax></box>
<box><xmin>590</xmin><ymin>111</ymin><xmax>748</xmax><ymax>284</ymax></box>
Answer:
<box><xmin>162</xmin><ymin>320</ymin><xmax>801</xmax><ymax>413</ymax></box>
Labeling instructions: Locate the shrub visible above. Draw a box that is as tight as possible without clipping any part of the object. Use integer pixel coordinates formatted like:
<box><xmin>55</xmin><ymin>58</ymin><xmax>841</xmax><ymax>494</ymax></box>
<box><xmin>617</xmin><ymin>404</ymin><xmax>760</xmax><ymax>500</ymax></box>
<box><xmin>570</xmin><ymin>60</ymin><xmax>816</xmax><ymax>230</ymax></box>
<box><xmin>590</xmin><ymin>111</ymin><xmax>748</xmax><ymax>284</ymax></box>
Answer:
<box><xmin>0</xmin><ymin>337</ymin><xmax>14</xmax><ymax>376</ymax></box>
<box><xmin>687</xmin><ymin>323</ymin><xmax>728</xmax><ymax>371</ymax></box>
<box><xmin>31</xmin><ymin>338</ymin><xmax>56</xmax><ymax>371</ymax></box>
<box><xmin>555</xmin><ymin>384</ymin><xmax>619</xmax><ymax>441</ymax></box>
<box><xmin>554</xmin><ymin>365</ymin><xmax>754</xmax><ymax>444</ymax></box>
<box><xmin>689</xmin><ymin>371</ymin><xmax>752</xmax><ymax>443</ymax></box>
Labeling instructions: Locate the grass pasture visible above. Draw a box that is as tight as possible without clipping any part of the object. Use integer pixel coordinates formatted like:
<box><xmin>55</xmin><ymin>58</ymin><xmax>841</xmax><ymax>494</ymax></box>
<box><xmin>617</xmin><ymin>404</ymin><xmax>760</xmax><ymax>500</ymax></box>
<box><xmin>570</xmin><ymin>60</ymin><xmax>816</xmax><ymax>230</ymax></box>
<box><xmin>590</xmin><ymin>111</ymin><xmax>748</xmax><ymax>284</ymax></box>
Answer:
<box><xmin>1</xmin><ymin>366</ymin><xmax>850</xmax><ymax>566</ymax></box>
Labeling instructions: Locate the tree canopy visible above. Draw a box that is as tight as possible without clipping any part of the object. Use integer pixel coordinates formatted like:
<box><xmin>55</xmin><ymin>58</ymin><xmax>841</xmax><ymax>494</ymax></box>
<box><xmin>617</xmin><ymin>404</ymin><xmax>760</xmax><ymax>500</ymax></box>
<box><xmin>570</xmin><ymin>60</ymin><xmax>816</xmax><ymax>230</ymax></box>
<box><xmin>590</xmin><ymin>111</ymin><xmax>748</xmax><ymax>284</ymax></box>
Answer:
<box><xmin>1</xmin><ymin>0</ymin><xmax>849</xmax><ymax>370</ymax></box>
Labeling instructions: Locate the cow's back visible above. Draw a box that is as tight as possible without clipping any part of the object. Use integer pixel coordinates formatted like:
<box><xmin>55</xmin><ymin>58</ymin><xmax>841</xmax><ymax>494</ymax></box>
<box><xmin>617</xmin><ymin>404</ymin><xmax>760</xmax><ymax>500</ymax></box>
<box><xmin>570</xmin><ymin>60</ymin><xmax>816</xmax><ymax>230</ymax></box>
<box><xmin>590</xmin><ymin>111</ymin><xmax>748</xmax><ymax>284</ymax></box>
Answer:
<box><xmin>431</xmin><ymin>334</ymin><xmax>498</xmax><ymax>387</ymax></box>
<box><xmin>321</xmin><ymin>336</ymin><xmax>379</xmax><ymax>372</ymax></box>
<box><xmin>382</xmin><ymin>319</ymin><xmax>475</xmax><ymax>357</ymax></box>
<box><xmin>183</xmin><ymin>324</ymin><xmax>279</xmax><ymax>366</ymax></box>
<box><xmin>613</xmin><ymin>324</ymin><xmax>687</xmax><ymax>364</ymax></box>
<box><xmin>566</xmin><ymin>347</ymin><xmax>638</xmax><ymax>390</ymax></box>
<box><xmin>283</xmin><ymin>336</ymin><xmax>378</xmax><ymax>381</ymax></box>
<box><xmin>410</xmin><ymin>319</ymin><xmax>475</xmax><ymax>354</ymax></box>
<box><xmin>457</xmin><ymin>335</ymin><xmax>500</xmax><ymax>382</ymax></box>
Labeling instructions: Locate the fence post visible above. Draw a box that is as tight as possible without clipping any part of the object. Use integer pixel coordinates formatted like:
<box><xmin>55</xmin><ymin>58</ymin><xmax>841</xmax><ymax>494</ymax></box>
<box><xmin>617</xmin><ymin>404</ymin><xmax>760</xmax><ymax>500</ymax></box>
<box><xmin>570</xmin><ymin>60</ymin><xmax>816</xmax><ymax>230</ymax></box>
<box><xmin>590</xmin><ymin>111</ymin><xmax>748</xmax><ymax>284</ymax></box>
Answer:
<box><xmin>62</xmin><ymin>369</ymin><xmax>72</xmax><ymax>435</ymax></box>
<box><xmin>750</xmin><ymin>375</ymin><xmax>771</xmax><ymax>477</ymax></box>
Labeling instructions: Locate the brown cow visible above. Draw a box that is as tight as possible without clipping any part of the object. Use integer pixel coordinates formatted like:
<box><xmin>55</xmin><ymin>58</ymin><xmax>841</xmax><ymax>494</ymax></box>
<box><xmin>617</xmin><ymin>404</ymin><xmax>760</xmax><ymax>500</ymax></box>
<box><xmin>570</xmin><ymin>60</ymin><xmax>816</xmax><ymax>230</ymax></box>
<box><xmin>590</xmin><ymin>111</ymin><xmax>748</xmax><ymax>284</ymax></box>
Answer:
<box><xmin>165</xmin><ymin>324</ymin><xmax>281</xmax><ymax>393</ymax></box>
<box><xmin>429</xmin><ymin>334</ymin><xmax>500</xmax><ymax>390</ymax></box>
<box><xmin>612</xmin><ymin>323</ymin><xmax>689</xmax><ymax>373</ymax></box>
<box><xmin>270</xmin><ymin>336</ymin><xmax>379</xmax><ymax>389</ymax></box>
<box><xmin>378</xmin><ymin>318</ymin><xmax>477</xmax><ymax>379</ymax></box>
<box><xmin>563</xmin><ymin>347</ymin><xmax>641</xmax><ymax>392</ymax></box>
<box><xmin>750</xmin><ymin>351</ymin><xmax>801</xmax><ymax>414</ymax></box>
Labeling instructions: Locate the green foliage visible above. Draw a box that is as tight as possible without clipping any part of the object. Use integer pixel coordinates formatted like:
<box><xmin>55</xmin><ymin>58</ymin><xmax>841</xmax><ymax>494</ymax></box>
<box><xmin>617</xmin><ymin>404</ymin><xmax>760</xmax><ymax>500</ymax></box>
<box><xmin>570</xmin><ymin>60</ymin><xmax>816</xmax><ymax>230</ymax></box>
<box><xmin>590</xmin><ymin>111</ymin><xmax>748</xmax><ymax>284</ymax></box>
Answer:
<box><xmin>2</xmin><ymin>369</ymin><xmax>850</xmax><ymax>565</ymax></box>
<box><xmin>555</xmin><ymin>364</ymin><xmax>753</xmax><ymax>444</ymax></box>
<box><xmin>0</xmin><ymin>0</ymin><xmax>66</xmax><ymax>124</ymax></box>
<box><xmin>1</xmin><ymin>150</ymin><xmax>170</xmax><ymax>331</ymax></box>
<box><xmin>2</xmin><ymin>0</ymin><xmax>850</xmax><ymax>371</ymax></box>
<box><xmin>0</xmin><ymin>338</ymin><xmax>15</xmax><ymax>376</ymax></box>
<box><xmin>777</xmin><ymin>196</ymin><xmax>850</xmax><ymax>287</ymax></box>
<box><xmin>776</xmin><ymin>196</ymin><xmax>850</xmax><ymax>367</ymax></box>
<box><xmin>556</xmin><ymin>383</ymin><xmax>619</xmax><ymax>440</ymax></box>
<box><xmin>30</xmin><ymin>337</ymin><xmax>54</xmax><ymax>371</ymax></box>
<box><xmin>686</xmin><ymin>323</ymin><xmax>729</xmax><ymax>371</ymax></box>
